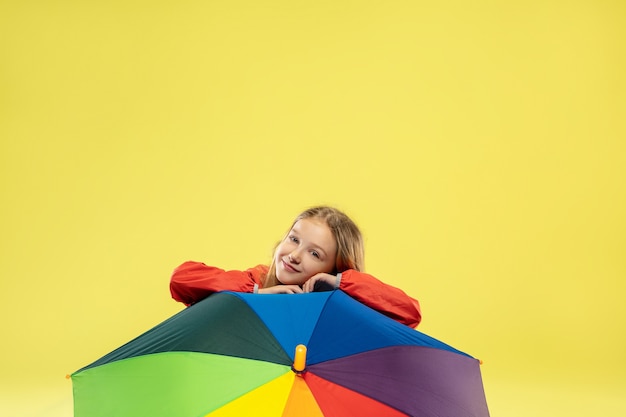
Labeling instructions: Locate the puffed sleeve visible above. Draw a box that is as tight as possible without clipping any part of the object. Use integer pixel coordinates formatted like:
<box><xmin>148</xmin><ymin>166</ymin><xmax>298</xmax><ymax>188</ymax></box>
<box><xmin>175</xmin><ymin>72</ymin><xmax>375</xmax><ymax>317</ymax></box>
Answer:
<box><xmin>170</xmin><ymin>261</ymin><xmax>268</xmax><ymax>306</ymax></box>
<box><xmin>338</xmin><ymin>269</ymin><xmax>422</xmax><ymax>328</ymax></box>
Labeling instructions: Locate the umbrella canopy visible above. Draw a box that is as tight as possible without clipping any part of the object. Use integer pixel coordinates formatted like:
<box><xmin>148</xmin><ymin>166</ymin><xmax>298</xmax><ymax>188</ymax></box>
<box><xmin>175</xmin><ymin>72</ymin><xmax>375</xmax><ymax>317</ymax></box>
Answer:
<box><xmin>71</xmin><ymin>290</ymin><xmax>490</xmax><ymax>417</ymax></box>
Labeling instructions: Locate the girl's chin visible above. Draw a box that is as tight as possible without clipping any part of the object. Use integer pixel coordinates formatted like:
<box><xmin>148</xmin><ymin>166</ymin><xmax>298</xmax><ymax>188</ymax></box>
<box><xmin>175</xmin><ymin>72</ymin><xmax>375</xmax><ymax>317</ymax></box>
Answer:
<box><xmin>276</xmin><ymin>275</ymin><xmax>304</xmax><ymax>286</ymax></box>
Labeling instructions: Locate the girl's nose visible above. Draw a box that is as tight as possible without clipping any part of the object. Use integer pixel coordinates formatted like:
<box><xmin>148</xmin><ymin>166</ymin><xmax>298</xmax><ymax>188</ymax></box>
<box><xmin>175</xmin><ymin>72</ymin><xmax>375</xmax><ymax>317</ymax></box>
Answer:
<box><xmin>289</xmin><ymin>250</ymin><xmax>301</xmax><ymax>263</ymax></box>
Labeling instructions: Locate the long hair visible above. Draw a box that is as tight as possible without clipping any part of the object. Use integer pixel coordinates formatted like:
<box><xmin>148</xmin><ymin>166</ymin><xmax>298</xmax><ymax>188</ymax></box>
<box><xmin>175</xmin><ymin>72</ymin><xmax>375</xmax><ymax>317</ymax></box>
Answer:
<box><xmin>262</xmin><ymin>206</ymin><xmax>365</xmax><ymax>288</ymax></box>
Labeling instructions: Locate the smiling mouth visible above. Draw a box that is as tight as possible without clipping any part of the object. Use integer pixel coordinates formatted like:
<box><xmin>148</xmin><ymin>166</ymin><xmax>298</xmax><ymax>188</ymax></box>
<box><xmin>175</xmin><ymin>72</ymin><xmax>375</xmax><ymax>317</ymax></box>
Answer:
<box><xmin>282</xmin><ymin>259</ymin><xmax>299</xmax><ymax>273</ymax></box>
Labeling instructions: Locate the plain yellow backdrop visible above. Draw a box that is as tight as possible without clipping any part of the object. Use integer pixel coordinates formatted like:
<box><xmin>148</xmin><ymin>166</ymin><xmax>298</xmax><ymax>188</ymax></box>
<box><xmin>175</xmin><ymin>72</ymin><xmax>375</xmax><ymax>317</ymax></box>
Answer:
<box><xmin>1</xmin><ymin>1</ymin><xmax>625</xmax><ymax>416</ymax></box>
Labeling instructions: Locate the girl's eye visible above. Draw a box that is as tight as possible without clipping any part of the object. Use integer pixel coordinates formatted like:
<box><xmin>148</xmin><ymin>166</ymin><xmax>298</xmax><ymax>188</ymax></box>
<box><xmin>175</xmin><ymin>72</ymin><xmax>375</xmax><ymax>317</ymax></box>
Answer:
<box><xmin>311</xmin><ymin>251</ymin><xmax>320</xmax><ymax>259</ymax></box>
<box><xmin>289</xmin><ymin>236</ymin><xmax>299</xmax><ymax>243</ymax></box>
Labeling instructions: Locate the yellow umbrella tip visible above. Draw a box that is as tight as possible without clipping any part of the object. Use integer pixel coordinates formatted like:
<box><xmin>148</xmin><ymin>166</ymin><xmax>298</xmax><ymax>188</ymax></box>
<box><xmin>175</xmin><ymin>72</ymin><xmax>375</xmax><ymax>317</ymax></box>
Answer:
<box><xmin>292</xmin><ymin>344</ymin><xmax>307</xmax><ymax>374</ymax></box>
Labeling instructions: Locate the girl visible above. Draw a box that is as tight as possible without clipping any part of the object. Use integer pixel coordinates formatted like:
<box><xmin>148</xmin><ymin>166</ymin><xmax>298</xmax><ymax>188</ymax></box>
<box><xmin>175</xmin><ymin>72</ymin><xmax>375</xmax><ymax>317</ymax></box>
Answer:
<box><xmin>170</xmin><ymin>206</ymin><xmax>422</xmax><ymax>328</ymax></box>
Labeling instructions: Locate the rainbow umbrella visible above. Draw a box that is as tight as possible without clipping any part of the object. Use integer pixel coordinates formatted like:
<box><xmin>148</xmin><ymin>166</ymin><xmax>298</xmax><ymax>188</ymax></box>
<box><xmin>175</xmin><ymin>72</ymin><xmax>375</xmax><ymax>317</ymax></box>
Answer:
<box><xmin>71</xmin><ymin>290</ymin><xmax>489</xmax><ymax>417</ymax></box>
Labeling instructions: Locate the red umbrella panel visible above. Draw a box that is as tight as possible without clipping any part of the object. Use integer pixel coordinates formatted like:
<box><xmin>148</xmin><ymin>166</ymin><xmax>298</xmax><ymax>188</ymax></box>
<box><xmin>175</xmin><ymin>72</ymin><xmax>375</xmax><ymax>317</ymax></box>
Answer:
<box><xmin>71</xmin><ymin>290</ymin><xmax>490</xmax><ymax>417</ymax></box>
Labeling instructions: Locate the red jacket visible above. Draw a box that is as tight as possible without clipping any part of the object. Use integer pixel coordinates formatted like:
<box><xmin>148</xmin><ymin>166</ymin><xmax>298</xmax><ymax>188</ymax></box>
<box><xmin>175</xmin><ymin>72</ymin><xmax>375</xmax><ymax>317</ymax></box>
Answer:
<box><xmin>170</xmin><ymin>261</ymin><xmax>422</xmax><ymax>328</ymax></box>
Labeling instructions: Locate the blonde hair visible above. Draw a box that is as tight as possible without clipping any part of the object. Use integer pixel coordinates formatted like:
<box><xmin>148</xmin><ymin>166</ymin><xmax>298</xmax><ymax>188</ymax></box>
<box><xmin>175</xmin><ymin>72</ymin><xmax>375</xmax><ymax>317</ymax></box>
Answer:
<box><xmin>262</xmin><ymin>206</ymin><xmax>365</xmax><ymax>288</ymax></box>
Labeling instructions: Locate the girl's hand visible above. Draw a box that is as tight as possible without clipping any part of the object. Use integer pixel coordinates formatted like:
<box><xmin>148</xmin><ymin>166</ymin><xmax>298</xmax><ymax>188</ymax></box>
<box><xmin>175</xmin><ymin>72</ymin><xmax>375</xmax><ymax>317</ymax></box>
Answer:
<box><xmin>302</xmin><ymin>273</ymin><xmax>338</xmax><ymax>293</ymax></box>
<box><xmin>258</xmin><ymin>285</ymin><xmax>303</xmax><ymax>294</ymax></box>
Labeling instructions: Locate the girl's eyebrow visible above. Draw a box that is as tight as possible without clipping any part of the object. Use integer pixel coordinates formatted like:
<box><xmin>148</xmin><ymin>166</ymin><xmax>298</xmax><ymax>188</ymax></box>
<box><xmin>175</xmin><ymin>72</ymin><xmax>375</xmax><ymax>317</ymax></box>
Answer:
<box><xmin>313</xmin><ymin>247</ymin><xmax>327</xmax><ymax>258</ymax></box>
<box><xmin>309</xmin><ymin>242</ymin><xmax>327</xmax><ymax>257</ymax></box>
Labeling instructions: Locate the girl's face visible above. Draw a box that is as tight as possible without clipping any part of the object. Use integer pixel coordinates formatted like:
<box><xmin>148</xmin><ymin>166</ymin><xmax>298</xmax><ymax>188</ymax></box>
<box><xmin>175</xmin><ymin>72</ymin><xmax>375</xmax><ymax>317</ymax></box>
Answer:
<box><xmin>274</xmin><ymin>218</ymin><xmax>337</xmax><ymax>286</ymax></box>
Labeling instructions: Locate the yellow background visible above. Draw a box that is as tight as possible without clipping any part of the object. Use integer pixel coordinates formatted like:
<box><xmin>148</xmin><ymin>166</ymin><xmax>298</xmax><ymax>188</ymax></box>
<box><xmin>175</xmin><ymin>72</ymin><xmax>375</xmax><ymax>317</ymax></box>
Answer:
<box><xmin>1</xmin><ymin>1</ymin><xmax>625</xmax><ymax>416</ymax></box>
